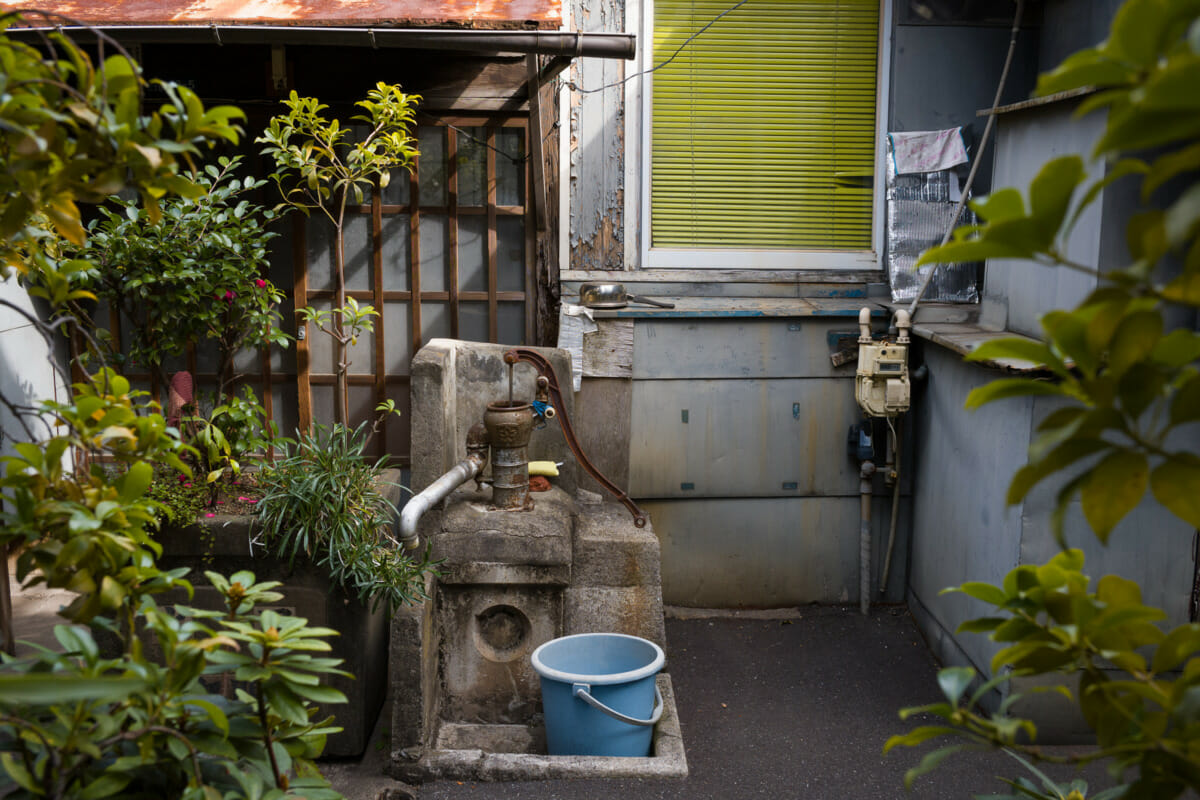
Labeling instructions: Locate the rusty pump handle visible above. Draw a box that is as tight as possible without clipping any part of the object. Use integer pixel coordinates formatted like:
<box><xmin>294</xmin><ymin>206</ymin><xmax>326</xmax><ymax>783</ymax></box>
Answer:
<box><xmin>504</xmin><ymin>347</ymin><xmax>648</xmax><ymax>528</ymax></box>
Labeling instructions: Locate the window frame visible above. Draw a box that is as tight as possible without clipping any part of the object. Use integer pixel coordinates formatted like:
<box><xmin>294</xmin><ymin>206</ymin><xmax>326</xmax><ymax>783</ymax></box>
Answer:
<box><xmin>633</xmin><ymin>0</ymin><xmax>893</xmax><ymax>271</ymax></box>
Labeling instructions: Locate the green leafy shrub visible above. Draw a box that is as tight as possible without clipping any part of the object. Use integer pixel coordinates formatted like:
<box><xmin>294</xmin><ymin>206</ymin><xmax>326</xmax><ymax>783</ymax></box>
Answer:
<box><xmin>186</xmin><ymin>386</ymin><xmax>279</xmax><ymax>496</ymax></box>
<box><xmin>256</xmin><ymin>423</ymin><xmax>434</xmax><ymax>612</ymax></box>
<box><xmin>888</xmin><ymin>2</ymin><xmax>1200</xmax><ymax>797</ymax></box>
<box><xmin>257</xmin><ymin>85</ymin><xmax>418</xmax><ymax>424</ymax></box>
<box><xmin>72</xmin><ymin>155</ymin><xmax>289</xmax><ymax>393</ymax></box>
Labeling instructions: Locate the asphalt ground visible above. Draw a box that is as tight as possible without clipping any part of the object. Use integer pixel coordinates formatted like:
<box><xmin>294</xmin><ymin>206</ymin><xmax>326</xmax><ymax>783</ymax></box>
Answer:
<box><xmin>370</xmin><ymin>607</ymin><xmax>1111</xmax><ymax>800</ymax></box>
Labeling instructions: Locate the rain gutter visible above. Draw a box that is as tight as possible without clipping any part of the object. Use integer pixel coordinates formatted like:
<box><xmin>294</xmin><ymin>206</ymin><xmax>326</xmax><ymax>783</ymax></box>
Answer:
<box><xmin>12</xmin><ymin>25</ymin><xmax>636</xmax><ymax>60</ymax></box>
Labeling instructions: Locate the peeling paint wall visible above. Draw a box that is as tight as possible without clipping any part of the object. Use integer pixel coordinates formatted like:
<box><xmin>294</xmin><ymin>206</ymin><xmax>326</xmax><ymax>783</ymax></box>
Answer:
<box><xmin>568</xmin><ymin>0</ymin><xmax>626</xmax><ymax>271</ymax></box>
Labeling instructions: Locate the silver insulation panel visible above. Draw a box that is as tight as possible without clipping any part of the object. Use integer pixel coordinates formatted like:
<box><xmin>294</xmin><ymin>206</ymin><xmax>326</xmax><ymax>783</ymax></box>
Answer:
<box><xmin>886</xmin><ymin>142</ymin><xmax>981</xmax><ymax>304</ymax></box>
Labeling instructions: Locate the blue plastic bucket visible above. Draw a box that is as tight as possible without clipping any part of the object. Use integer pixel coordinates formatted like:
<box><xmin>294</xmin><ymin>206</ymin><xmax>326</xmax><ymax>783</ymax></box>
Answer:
<box><xmin>531</xmin><ymin>633</ymin><xmax>665</xmax><ymax>757</ymax></box>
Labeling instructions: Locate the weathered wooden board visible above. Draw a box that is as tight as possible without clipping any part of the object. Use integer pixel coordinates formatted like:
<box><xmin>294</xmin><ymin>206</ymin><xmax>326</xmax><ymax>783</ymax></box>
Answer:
<box><xmin>583</xmin><ymin>319</ymin><xmax>633</xmax><ymax>378</ymax></box>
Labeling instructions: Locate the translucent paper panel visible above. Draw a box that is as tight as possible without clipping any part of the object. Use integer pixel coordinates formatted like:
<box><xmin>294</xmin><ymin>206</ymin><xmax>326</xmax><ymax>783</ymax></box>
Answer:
<box><xmin>420</xmin><ymin>214</ymin><xmax>449</xmax><ymax>292</ymax></box>
<box><xmin>306</xmin><ymin>216</ymin><xmax>336</xmax><ymax>293</ymax></box>
<box><xmin>343</xmin><ymin>213</ymin><xmax>374</xmax><ymax>293</ymax></box>
<box><xmin>268</xmin><ymin>221</ymin><xmax>294</xmax><ymax>287</ymax></box>
<box><xmin>421</xmin><ymin>301</ymin><xmax>450</xmax><ymax>343</ymax></box>
<box><xmin>345</xmin><ymin>327</ymin><xmax>375</xmax><ymax>377</ymax></box>
<box><xmin>498</xmin><ymin>302</ymin><xmax>525</xmax><ymax>345</ymax></box>
<box><xmin>232</xmin><ymin>346</ymin><xmax>261</xmax><ymax>375</ymax></box>
<box><xmin>381</xmin><ymin>213</ymin><xmax>410</xmax><ymax>291</ymax></box>
<box><xmin>456</xmin><ymin>126</ymin><xmax>487</xmax><ymax>207</ymax></box>
<box><xmin>382</xmin><ymin>168</ymin><xmax>411</xmax><ymax>206</ymax></box>
<box><xmin>458</xmin><ymin>215</ymin><xmax>488</xmax><ymax>293</ymax></box>
<box><xmin>305</xmin><ymin>300</ymin><xmax>335</xmax><ymax>374</ymax></box>
<box><xmin>383</xmin><ymin>302</ymin><xmax>413</xmax><ymax>375</ymax></box>
<box><xmin>311</xmin><ymin>384</ymin><xmax>335</xmax><ymax>427</ymax></box>
<box><xmin>497</xmin><ymin>216</ymin><xmax>525</xmax><ymax>292</ymax></box>
<box><xmin>349</xmin><ymin>385</ymin><xmax>375</xmax><ymax>430</ymax></box>
<box><xmin>418</xmin><ymin>127</ymin><xmax>447</xmax><ymax>206</ymax></box>
<box><xmin>496</xmin><ymin>128</ymin><xmax>525</xmax><ymax>207</ymax></box>
<box><xmin>383</xmin><ymin>388</ymin><xmax>412</xmax><ymax>461</ymax></box>
<box><xmin>460</xmin><ymin>302</ymin><xmax>489</xmax><ymax>343</ymax></box>
<box><xmin>271</xmin><ymin>380</ymin><xmax>300</xmax><ymax>438</ymax></box>
<box><xmin>269</xmin><ymin>296</ymin><xmax>297</xmax><ymax>373</ymax></box>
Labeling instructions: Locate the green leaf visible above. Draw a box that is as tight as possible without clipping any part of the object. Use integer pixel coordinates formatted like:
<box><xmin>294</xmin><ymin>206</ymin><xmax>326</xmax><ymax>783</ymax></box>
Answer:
<box><xmin>78</xmin><ymin>773</ymin><xmax>133</xmax><ymax>800</ymax></box>
<box><xmin>965</xmin><ymin>337</ymin><xmax>1061</xmax><ymax>372</ymax></box>
<box><xmin>956</xmin><ymin>617</ymin><xmax>1006</xmax><ymax>634</ymax></box>
<box><xmin>1028</xmin><ymin>156</ymin><xmax>1086</xmax><ymax>244</ymax></box>
<box><xmin>882</xmin><ymin>725</ymin><xmax>959</xmax><ymax>754</ymax></box>
<box><xmin>1143</xmin><ymin>140</ymin><xmax>1200</xmax><ymax>200</ymax></box>
<box><xmin>1081</xmin><ymin>450</ymin><xmax>1149</xmax><ymax>542</ymax></box>
<box><xmin>1171</xmin><ymin>375</ymin><xmax>1200</xmax><ymax>425</ymax></box>
<box><xmin>972</xmin><ymin>188</ymin><xmax>1027</xmax><ymax>222</ymax></box>
<box><xmin>953</xmin><ymin>582</ymin><xmax>1008</xmax><ymax>606</ymax></box>
<box><xmin>0</xmin><ymin>675</ymin><xmax>147</xmax><ymax>705</ymax></box>
<box><xmin>116</xmin><ymin>461</ymin><xmax>153</xmax><ymax>503</ymax></box>
<box><xmin>937</xmin><ymin>666</ymin><xmax>976</xmax><ymax>705</ymax></box>
<box><xmin>1108</xmin><ymin>310</ymin><xmax>1163</xmax><ymax>377</ymax></box>
<box><xmin>904</xmin><ymin>744</ymin><xmax>965</xmax><ymax>789</ymax></box>
<box><xmin>0</xmin><ymin>752</ymin><xmax>38</xmax><ymax>793</ymax></box>
<box><xmin>1150</xmin><ymin>457</ymin><xmax>1200</xmax><ymax>528</ymax></box>
<box><xmin>1164</xmin><ymin>183</ymin><xmax>1200</xmax><ymax>246</ymax></box>
<box><xmin>1152</xmin><ymin>624</ymin><xmax>1200</xmax><ymax>673</ymax></box>
<box><xmin>1008</xmin><ymin>438</ymin><xmax>1109</xmax><ymax>505</ymax></box>
<box><xmin>965</xmin><ymin>378</ymin><xmax>1066</xmax><ymax>410</ymax></box>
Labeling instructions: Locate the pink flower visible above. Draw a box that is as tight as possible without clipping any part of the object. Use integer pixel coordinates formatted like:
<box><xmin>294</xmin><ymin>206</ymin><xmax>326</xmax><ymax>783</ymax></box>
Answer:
<box><xmin>255</xmin><ymin>279</ymin><xmax>267</xmax><ymax>288</ymax></box>
<box><xmin>205</xmin><ymin>512</ymin><xmax>216</xmax><ymax>518</ymax></box>
<box><xmin>223</xmin><ymin>290</ymin><xmax>236</xmax><ymax>303</ymax></box>
<box><xmin>237</xmin><ymin>496</ymin><xmax>249</xmax><ymax>502</ymax></box>
<box><xmin>216</xmin><ymin>500</ymin><xmax>224</xmax><ymax>504</ymax></box>
<box><xmin>183</xmin><ymin>482</ymin><xmax>192</xmax><ymax>488</ymax></box>
<box><xmin>177</xmin><ymin>474</ymin><xmax>186</xmax><ymax>483</ymax></box>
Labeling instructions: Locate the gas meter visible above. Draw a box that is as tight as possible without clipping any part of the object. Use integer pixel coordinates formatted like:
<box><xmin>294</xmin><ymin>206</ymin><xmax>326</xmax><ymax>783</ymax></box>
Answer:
<box><xmin>855</xmin><ymin>308</ymin><xmax>911</xmax><ymax>418</ymax></box>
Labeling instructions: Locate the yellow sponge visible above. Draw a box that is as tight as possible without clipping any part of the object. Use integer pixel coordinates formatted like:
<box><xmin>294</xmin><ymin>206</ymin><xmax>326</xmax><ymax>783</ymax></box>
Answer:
<box><xmin>528</xmin><ymin>461</ymin><xmax>559</xmax><ymax>477</ymax></box>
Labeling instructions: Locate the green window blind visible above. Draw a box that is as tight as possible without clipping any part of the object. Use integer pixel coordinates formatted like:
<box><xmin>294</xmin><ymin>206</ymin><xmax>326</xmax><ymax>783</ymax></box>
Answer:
<box><xmin>651</xmin><ymin>0</ymin><xmax>879</xmax><ymax>250</ymax></box>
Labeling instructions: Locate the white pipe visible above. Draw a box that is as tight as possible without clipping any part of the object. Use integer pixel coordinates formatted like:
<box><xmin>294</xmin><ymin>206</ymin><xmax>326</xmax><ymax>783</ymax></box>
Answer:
<box><xmin>858</xmin><ymin>307</ymin><xmax>873</xmax><ymax>343</ymax></box>
<box><xmin>859</xmin><ymin>460</ymin><xmax>876</xmax><ymax>616</ymax></box>
<box><xmin>398</xmin><ymin>454</ymin><xmax>486</xmax><ymax>551</ymax></box>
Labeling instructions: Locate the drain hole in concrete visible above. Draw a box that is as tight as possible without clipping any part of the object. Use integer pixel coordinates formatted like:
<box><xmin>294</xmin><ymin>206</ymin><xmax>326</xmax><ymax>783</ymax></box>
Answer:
<box><xmin>474</xmin><ymin>604</ymin><xmax>531</xmax><ymax>662</ymax></box>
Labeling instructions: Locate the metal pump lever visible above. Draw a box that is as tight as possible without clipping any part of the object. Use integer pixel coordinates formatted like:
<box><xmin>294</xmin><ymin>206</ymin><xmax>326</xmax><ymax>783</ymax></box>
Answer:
<box><xmin>504</xmin><ymin>347</ymin><xmax>648</xmax><ymax>528</ymax></box>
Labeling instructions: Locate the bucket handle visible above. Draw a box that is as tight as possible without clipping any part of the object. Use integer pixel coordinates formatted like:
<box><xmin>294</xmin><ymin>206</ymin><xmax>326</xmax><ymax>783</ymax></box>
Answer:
<box><xmin>572</xmin><ymin>682</ymin><xmax>664</xmax><ymax>727</ymax></box>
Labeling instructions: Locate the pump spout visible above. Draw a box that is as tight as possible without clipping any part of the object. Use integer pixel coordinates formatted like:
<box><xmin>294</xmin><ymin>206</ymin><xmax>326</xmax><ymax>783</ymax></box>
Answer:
<box><xmin>398</xmin><ymin>424</ymin><xmax>490</xmax><ymax>551</ymax></box>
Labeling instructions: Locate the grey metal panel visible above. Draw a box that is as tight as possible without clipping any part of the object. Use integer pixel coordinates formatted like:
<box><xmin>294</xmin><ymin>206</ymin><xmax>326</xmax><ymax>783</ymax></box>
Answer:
<box><xmin>1020</xmin><ymin>397</ymin><xmax>1200</xmax><ymax>629</ymax></box>
<box><xmin>629</xmin><ymin>378</ymin><xmax>861</xmax><ymax>498</ymax></box>
<box><xmin>985</xmin><ymin>102</ymin><xmax>1104</xmax><ymax>338</ymax></box>
<box><xmin>643</xmin><ymin>496</ymin><xmax>909</xmax><ymax>607</ymax></box>
<box><xmin>906</xmin><ymin>346</ymin><xmax>1031</xmax><ymax>677</ymax></box>
<box><xmin>632</xmin><ymin>319</ymin><xmax>859</xmax><ymax>380</ymax></box>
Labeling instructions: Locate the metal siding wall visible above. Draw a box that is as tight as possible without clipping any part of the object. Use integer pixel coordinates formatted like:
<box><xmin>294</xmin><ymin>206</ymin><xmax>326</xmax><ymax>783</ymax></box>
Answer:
<box><xmin>984</xmin><ymin>103</ymin><xmax>1104</xmax><ymax>339</ymax></box>
<box><xmin>907</xmin><ymin>345</ymin><xmax>1031</xmax><ymax>677</ymax></box>
<box><xmin>628</xmin><ymin>317</ymin><xmax>912</xmax><ymax>607</ymax></box>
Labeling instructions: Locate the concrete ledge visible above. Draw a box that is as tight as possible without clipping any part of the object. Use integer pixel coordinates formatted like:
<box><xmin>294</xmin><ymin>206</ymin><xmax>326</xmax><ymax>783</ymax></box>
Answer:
<box><xmin>392</xmin><ymin>674</ymin><xmax>687</xmax><ymax>782</ymax></box>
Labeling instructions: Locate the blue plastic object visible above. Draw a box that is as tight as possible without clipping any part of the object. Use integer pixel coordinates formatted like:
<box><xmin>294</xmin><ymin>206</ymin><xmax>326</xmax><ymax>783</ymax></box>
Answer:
<box><xmin>531</xmin><ymin>633</ymin><xmax>665</xmax><ymax>757</ymax></box>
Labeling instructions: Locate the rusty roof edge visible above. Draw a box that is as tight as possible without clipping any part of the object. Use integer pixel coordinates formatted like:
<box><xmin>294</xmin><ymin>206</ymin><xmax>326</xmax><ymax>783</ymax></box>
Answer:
<box><xmin>11</xmin><ymin>24</ymin><xmax>636</xmax><ymax>59</ymax></box>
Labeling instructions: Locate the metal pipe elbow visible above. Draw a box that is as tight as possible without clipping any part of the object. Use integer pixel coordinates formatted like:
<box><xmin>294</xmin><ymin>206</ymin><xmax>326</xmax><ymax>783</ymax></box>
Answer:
<box><xmin>397</xmin><ymin>453</ymin><xmax>486</xmax><ymax>551</ymax></box>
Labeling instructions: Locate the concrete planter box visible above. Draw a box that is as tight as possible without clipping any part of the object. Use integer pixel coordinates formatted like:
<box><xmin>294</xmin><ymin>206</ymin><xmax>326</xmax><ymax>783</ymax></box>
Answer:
<box><xmin>154</xmin><ymin>469</ymin><xmax>403</xmax><ymax>758</ymax></box>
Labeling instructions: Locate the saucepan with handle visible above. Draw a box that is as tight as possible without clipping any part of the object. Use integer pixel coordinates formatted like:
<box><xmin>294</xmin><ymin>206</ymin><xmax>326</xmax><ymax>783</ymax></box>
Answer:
<box><xmin>579</xmin><ymin>282</ymin><xmax>675</xmax><ymax>309</ymax></box>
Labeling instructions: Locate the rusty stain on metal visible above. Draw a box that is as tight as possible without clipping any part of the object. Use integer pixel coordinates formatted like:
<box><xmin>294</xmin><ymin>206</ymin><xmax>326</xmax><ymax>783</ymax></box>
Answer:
<box><xmin>1</xmin><ymin>0</ymin><xmax>561</xmax><ymax>26</ymax></box>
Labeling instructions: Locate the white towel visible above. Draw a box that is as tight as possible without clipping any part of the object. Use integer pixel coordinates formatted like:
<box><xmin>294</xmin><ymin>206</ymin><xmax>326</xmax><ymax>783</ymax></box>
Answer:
<box><xmin>889</xmin><ymin>128</ymin><xmax>968</xmax><ymax>175</ymax></box>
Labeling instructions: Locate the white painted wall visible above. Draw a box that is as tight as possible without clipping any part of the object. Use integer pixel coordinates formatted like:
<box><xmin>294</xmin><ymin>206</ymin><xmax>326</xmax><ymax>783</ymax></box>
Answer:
<box><xmin>0</xmin><ymin>277</ymin><xmax>66</xmax><ymax>460</ymax></box>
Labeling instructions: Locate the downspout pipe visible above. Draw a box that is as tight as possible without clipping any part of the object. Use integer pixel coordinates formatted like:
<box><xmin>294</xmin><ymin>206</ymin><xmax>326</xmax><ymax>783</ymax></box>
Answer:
<box><xmin>859</xmin><ymin>460</ymin><xmax>876</xmax><ymax>616</ymax></box>
<box><xmin>12</xmin><ymin>26</ymin><xmax>637</xmax><ymax>59</ymax></box>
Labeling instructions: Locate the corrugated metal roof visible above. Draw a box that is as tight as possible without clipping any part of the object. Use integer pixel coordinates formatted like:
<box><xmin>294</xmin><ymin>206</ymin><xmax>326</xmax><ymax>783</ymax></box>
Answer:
<box><xmin>0</xmin><ymin>0</ymin><xmax>561</xmax><ymax>27</ymax></box>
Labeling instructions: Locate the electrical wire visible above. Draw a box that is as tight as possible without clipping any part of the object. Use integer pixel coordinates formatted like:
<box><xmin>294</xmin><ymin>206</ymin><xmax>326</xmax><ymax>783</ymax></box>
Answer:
<box><xmin>418</xmin><ymin>0</ymin><xmax>751</xmax><ymax>162</ymax></box>
<box><xmin>906</xmin><ymin>0</ymin><xmax>1025</xmax><ymax>317</ymax></box>
<box><xmin>567</xmin><ymin>0</ymin><xmax>750</xmax><ymax>95</ymax></box>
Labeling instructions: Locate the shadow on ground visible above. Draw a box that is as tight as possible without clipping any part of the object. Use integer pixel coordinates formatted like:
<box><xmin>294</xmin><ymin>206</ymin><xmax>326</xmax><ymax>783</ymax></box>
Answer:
<box><xmin>328</xmin><ymin>607</ymin><xmax>1110</xmax><ymax>800</ymax></box>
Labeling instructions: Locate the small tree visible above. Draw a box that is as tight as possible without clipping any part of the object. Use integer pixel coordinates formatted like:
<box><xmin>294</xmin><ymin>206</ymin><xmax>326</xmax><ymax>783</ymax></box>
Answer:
<box><xmin>887</xmin><ymin>3</ymin><xmax>1200</xmax><ymax>798</ymax></box>
<box><xmin>257</xmin><ymin>84</ymin><xmax>419</xmax><ymax>425</ymax></box>
<box><xmin>73</xmin><ymin>155</ymin><xmax>289</xmax><ymax>396</ymax></box>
